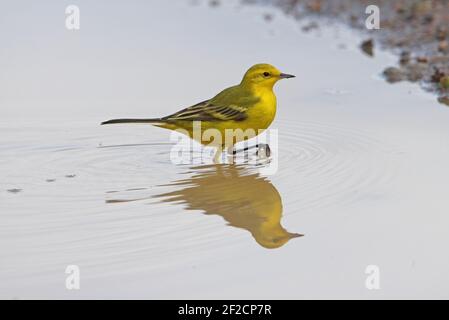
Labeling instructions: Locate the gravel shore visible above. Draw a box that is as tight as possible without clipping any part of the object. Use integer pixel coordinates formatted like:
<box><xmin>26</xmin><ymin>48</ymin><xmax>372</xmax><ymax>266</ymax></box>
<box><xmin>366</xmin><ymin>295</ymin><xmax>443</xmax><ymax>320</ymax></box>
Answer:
<box><xmin>242</xmin><ymin>0</ymin><xmax>449</xmax><ymax>106</ymax></box>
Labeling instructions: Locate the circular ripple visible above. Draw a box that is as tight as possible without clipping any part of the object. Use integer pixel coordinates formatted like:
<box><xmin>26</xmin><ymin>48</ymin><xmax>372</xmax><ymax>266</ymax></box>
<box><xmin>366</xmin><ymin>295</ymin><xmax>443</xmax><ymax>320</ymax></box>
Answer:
<box><xmin>0</xmin><ymin>120</ymin><xmax>402</xmax><ymax>277</ymax></box>
<box><xmin>271</xmin><ymin>119</ymin><xmax>401</xmax><ymax>213</ymax></box>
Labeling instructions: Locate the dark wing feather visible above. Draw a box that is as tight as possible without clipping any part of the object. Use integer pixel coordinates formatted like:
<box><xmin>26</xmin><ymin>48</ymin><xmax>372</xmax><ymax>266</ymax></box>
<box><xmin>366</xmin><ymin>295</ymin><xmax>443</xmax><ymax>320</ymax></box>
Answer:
<box><xmin>162</xmin><ymin>86</ymin><xmax>259</xmax><ymax>122</ymax></box>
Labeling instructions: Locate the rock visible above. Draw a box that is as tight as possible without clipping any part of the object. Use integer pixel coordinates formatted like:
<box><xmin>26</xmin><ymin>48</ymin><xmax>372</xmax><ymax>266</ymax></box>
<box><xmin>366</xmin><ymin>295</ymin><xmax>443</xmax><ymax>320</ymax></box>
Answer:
<box><xmin>411</xmin><ymin>0</ymin><xmax>433</xmax><ymax>17</ymax></box>
<box><xmin>7</xmin><ymin>189</ymin><xmax>22</xmax><ymax>194</ymax></box>
<box><xmin>209</xmin><ymin>0</ymin><xmax>220</xmax><ymax>7</ymax></box>
<box><xmin>301</xmin><ymin>22</ymin><xmax>318</xmax><ymax>32</ymax></box>
<box><xmin>423</xmin><ymin>14</ymin><xmax>433</xmax><ymax>24</ymax></box>
<box><xmin>395</xmin><ymin>3</ymin><xmax>406</xmax><ymax>14</ymax></box>
<box><xmin>431</xmin><ymin>68</ymin><xmax>446</xmax><ymax>83</ymax></box>
<box><xmin>263</xmin><ymin>13</ymin><xmax>273</xmax><ymax>22</ymax></box>
<box><xmin>383</xmin><ymin>67</ymin><xmax>405</xmax><ymax>83</ymax></box>
<box><xmin>440</xmin><ymin>76</ymin><xmax>449</xmax><ymax>89</ymax></box>
<box><xmin>416</xmin><ymin>56</ymin><xmax>428</xmax><ymax>63</ymax></box>
<box><xmin>360</xmin><ymin>39</ymin><xmax>374</xmax><ymax>57</ymax></box>
<box><xmin>436</xmin><ymin>26</ymin><xmax>448</xmax><ymax>41</ymax></box>
<box><xmin>438</xmin><ymin>96</ymin><xmax>449</xmax><ymax>106</ymax></box>
<box><xmin>406</xmin><ymin>63</ymin><xmax>427</xmax><ymax>82</ymax></box>
<box><xmin>306</xmin><ymin>0</ymin><xmax>322</xmax><ymax>12</ymax></box>
<box><xmin>429</xmin><ymin>56</ymin><xmax>449</xmax><ymax>64</ymax></box>
<box><xmin>438</xmin><ymin>40</ymin><xmax>448</xmax><ymax>53</ymax></box>
<box><xmin>399</xmin><ymin>51</ymin><xmax>411</xmax><ymax>65</ymax></box>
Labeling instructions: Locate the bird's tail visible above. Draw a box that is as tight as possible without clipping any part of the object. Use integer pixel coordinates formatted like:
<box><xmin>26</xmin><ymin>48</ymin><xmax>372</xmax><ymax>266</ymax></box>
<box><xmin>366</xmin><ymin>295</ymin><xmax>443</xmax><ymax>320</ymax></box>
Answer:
<box><xmin>101</xmin><ymin>118</ymin><xmax>164</xmax><ymax>125</ymax></box>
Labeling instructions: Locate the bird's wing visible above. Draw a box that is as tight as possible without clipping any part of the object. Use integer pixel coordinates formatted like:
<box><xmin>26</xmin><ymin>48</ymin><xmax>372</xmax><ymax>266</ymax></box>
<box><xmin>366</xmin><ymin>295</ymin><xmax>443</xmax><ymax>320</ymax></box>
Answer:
<box><xmin>162</xmin><ymin>87</ymin><xmax>259</xmax><ymax>122</ymax></box>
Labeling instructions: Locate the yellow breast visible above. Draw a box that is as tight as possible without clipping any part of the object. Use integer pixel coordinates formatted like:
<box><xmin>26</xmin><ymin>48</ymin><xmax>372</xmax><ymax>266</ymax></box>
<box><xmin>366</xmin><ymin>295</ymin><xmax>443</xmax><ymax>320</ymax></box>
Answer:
<box><xmin>246</xmin><ymin>88</ymin><xmax>277</xmax><ymax>131</ymax></box>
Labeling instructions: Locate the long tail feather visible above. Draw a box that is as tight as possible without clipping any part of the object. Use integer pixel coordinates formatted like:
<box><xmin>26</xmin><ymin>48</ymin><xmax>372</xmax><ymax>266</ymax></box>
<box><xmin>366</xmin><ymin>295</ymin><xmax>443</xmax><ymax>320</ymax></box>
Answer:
<box><xmin>101</xmin><ymin>118</ymin><xmax>163</xmax><ymax>125</ymax></box>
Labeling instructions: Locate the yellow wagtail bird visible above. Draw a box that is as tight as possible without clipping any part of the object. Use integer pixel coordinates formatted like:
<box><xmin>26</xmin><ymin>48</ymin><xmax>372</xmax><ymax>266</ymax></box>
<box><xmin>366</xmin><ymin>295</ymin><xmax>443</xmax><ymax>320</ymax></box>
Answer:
<box><xmin>101</xmin><ymin>63</ymin><xmax>295</xmax><ymax>162</ymax></box>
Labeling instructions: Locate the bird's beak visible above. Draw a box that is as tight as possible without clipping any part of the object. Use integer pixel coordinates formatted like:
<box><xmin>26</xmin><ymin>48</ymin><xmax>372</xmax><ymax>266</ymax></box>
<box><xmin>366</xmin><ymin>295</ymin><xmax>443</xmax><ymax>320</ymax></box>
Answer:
<box><xmin>289</xmin><ymin>232</ymin><xmax>304</xmax><ymax>238</ymax></box>
<box><xmin>279</xmin><ymin>73</ymin><xmax>295</xmax><ymax>79</ymax></box>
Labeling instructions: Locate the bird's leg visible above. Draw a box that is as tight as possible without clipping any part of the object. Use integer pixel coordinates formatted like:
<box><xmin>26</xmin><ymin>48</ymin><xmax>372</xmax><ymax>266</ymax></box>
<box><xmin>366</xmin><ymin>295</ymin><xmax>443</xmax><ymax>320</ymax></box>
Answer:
<box><xmin>213</xmin><ymin>147</ymin><xmax>223</xmax><ymax>164</ymax></box>
<box><xmin>228</xmin><ymin>145</ymin><xmax>251</xmax><ymax>161</ymax></box>
<box><xmin>227</xmin><ymin>146</ymin><xmax>236</xmax><ymax>156</ymax></box>
<box><xmin>226</xmin><ymin>146</ymin><xmax>236</xmax><ymax>164</ymax></box>
<box><xmin>232</xmin><ymin>144</ymin><xmax>255</xmax><ymax>155</ymax></box>
<box><xmin>255</xmin><ymin>143</ymin><xmax>271</xmax><ymax>158</ymax></box>
<box><xmin>231</xmin><ymin>144</ymin><xmax>271</xmax><ymax>157</ymax></box>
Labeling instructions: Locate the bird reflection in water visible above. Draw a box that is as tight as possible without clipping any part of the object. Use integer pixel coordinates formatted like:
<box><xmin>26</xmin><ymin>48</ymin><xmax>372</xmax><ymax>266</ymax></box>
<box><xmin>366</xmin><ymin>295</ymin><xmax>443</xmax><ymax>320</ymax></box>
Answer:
<box><xmin>154</xmin><ymin>164</ymin><xmax>302</xmax><ymax>249</ymax></box>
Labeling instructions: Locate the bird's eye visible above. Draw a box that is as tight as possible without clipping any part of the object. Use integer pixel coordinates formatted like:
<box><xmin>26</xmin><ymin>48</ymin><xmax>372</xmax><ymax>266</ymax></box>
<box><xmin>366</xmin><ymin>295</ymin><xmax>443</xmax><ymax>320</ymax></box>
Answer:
<box><xmin>263</xmin><ymin>72</ymin><xmax>270</xmax><ymax>77</ymax></box>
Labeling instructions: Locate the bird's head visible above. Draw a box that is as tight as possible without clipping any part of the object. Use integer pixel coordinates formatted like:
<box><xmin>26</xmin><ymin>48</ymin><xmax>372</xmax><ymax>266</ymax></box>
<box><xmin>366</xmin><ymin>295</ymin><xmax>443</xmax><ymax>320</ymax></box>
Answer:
<box><xmin>240</xmin><ymin>63</ymin><xmax>295</xmax><ymax>89</ymax></box>
<box><xmin>254</xmin><ymin>230</ymin><xmax>304</xmax><ymax>249</ymax></box>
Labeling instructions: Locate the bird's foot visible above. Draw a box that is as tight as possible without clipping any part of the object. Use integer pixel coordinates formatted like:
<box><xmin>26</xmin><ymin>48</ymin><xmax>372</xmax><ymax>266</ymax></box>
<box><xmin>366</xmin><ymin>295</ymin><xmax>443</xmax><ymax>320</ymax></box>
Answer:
<box><xmin>229</xmin><ymin>144</ymin><xmax>271</xmax><ymax>158</ymax></box>
<box><xmin>255</xmin><ymin>144</ymin><xmax>271</xmax><ymax>158</ymax></box>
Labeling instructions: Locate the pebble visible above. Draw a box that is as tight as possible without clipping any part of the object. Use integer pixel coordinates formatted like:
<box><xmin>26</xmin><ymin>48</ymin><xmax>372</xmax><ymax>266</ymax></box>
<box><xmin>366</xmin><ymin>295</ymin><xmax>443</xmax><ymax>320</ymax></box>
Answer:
<box><xmin>406</xmin><ymin>63</ymin><xmax>427</xmax><ymax>82</ymax></box>
<box><xmin>438</xmin><ymin>96</ymin><xmax>449</xmax><ymax>106</ymax></box>
<box><xmin>360</xmin><ymin>39</ymin><xmax>374</xmax><ymax>57</ymax></box>
<box><xmin>383</xmin><ymin>67</ymin><xmax>405</xmax><ymax>83</ymax></box>
<box><xmin>438</xmin><ymin>40</ymin><xmax>448</xmax><ymax>53</ymax></box>
<box><xmin>440</xmin><ymin>76</ymin><xmax>449</xmax><ymax>89</ymax></box>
